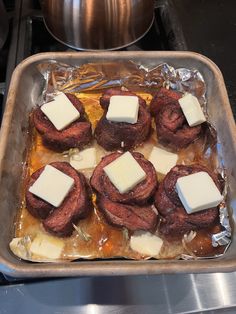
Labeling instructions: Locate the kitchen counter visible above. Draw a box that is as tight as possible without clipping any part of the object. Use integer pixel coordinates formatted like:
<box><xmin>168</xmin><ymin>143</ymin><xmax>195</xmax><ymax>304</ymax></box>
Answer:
<box><xmin>1</xmin><ymin>273</ymin><xmax>236</xmax><ymax>314</ymax></box>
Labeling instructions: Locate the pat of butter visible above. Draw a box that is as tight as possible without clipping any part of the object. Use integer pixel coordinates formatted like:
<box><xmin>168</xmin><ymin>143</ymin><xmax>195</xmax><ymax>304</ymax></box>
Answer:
<box><xmin>9</xmin><ymin>237</ymin><xmax>31</xmax><ymax>260</ymax></box>
<box><xmin>149</xmin><ymin>147</ymin><xmax>178</xmax><ymax>175</ymax></box>
<box><xmin>178</xmin><ymin>93</ymin><xmax>206</xmax><ymax>127</ymax></box>
<box><xmin>70</xmin><ymin>147</ymin><xmax>97</xmax><ymax>170</ymax></box>
<box><xmin>106</xmin><ymin>95</ymin><xmax>139</xmax><ymax>124</ymax></box>
<box><xmin>130</xmin><ymin>231</ymin><xmax>163</xmax><ymax>256</ymax></box>
<box><xmin>41</xmin><ymin>93</ymin><xmax>80</xmax><ymax>131</ymax></box>
<box><xmin>176</xmin><ymin>171</ymin><xmax>223</xmax><ymax>214</ymax></box>
<box><xmin>29</xmin><ymin>165</ymin><xmax>74</xmax><ymax>207</ymax></box>
<box><xmin>30</xmin><ymin>234</ymin><xmax>64</xmax><ymax>259</ymax></box>
<box><xmin>103</xmin><ymin>151</ymin><xmax>146</xmax><ymax>194</ymax></box>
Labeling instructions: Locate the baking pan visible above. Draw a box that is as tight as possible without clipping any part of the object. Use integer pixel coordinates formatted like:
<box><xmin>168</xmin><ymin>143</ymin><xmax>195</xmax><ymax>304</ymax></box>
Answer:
<box><xmin>0</xmin><ymin>51</ymin><xmax>236</xmax><ymax>278</ymax></box>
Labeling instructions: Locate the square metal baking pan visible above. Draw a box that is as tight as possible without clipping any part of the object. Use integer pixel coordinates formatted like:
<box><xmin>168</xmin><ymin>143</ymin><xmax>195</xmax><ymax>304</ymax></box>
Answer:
<box><xmin>0</xmin><ymin>51</ymin><xmax>236</xmax><ymax>278</ymax></box>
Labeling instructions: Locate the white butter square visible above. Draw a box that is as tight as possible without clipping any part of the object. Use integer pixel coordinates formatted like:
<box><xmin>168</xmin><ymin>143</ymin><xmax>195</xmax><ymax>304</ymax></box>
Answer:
<box><xmin>103</xmin><ymin>151</ymin><xmax>146</xmax><ymax>194</ymax></box>
<box><xmin>106</xmin><ymin>95</ymin><xmax>139</xmax><ymax>124</ymax></box>
<box><xmin>70</xmin><ymin>147</ymin><xmax>97</xmax><ymax>170</ymax></box>
<box><xmin>29</xmin><ymin>165</ymin><xmax>74</xmax><ymax>207</ymax></box>
<box><xmin>41</xmin><ymin>93</ymin><xmax>80</xmax><ymax>131</ymax></box>
<box><xmin>149</xmin><ymin>147</ymin><xmax>178</xmax><ymax>175</ymax></box>
<box><xmin>178</xmin><ymin>93</ymin><xmax>206</xmax><ymax>127</ymax></box>
<box><xmin>30</xmin><ymin>234</ymin><xmax>64</xmax><ymax>259</ymax></box>
<box><xmin>176</xmin><ymin>171</ymin><xmax>223</xmax><ymax>214</ymax></box>
<box><xmin>130</xmin><ymin>231</ymin><xmax>163</xmax><ymax>256</ymax></box>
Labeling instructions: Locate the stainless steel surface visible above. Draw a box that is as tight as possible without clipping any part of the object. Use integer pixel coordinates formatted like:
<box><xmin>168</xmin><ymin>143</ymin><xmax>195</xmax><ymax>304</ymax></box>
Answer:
<box><xmin>0</xmin><ymin>51</ymin><xmax>236</xmax><ymax>278</ymax></box>
<box><xmin>40</xmin><ymin>0</ymin><xmax>154</xmax><ymax>50</ymax></box>
<box><xmin>0</xmin><ymin>0</ymin><xmax>9</xmax><ymax>49</ymax></box>
<box><xmin>2</xmin><ymin>273</ymin><xmax>236</xmax><ymax>313</ymax></box>
<box><xmin>2</xmin><ymin>0</ymin><xmax>188</xmax><ymax>111</ymax></box>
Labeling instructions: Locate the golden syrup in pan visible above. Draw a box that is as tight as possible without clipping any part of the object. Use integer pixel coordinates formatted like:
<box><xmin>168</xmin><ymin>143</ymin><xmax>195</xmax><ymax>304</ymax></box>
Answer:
<box><xmin>14</xmin><ymin>90</ymin><xmax>225</xmax><ymax>261</ymax></box>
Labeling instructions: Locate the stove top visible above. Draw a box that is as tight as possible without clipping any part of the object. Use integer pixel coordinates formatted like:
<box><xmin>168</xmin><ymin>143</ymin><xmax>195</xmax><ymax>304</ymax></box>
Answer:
<box><xmin>0</xmin><ymin>0</ymin><xmax>188</xmax><ymax>118</ymax></box>
<box><xmin>2</xmin><ymin>0</ymin><xmax>236</xmax><ymax>122</ymax></box>
<box><xmin>22</xmin><ymin>0</ymin><xmax>187</xmax><ymax>53</ymax></box>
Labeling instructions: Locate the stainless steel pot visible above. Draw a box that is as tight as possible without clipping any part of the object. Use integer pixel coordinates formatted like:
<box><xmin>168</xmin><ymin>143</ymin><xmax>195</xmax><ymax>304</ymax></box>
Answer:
<box><xmin>40</xmin><ymin>0</ymin><xmax>154</xmax><ymax>50</ymax></box>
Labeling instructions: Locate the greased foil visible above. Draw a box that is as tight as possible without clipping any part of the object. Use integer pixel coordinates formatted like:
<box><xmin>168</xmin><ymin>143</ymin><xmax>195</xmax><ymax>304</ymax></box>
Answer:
<box><xmin>11</xmin><ymin>60</ymin><xmax>231</xmax><ymax>262</ymax></box>
<box><xmin>38</xmin><ymin>61</ymin><xmax>206</xmax><ymax>98</ymax></box>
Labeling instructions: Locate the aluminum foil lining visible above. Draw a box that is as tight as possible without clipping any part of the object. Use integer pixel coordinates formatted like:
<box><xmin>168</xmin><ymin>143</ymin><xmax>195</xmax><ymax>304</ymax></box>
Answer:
<box><xmin>37</xmin><ymin>61</ymin><xmax>206</xmax><ymax>104</ymax></box>
<box><xmin>34</xmin><ymin>60</ymin><xmax>231</xmax><ymax>260</ymax></box>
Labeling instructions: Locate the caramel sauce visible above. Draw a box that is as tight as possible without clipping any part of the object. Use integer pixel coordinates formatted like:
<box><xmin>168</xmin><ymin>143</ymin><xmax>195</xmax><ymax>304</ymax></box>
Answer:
<box><xmin>14</xmin><ymin>90</ymin><xmax>226</xmax><ymax>261</ymax></box>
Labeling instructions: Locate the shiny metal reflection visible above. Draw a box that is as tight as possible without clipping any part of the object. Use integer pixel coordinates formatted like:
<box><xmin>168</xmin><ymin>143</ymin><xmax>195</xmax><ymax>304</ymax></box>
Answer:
<box><xmin>41</xmin><ymin>0</ymin><xmax>154</xmax><ymax>50</ymax></box>
<box><xmin>2</xmin><ymin>274</ymin><xmax>236</xmax><ymax>313</ymax></box>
